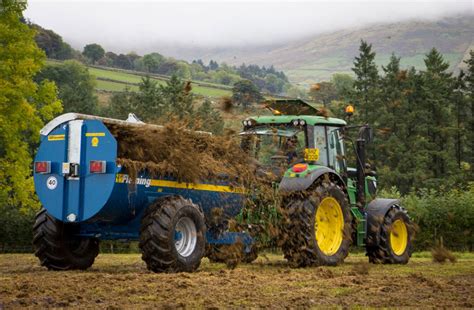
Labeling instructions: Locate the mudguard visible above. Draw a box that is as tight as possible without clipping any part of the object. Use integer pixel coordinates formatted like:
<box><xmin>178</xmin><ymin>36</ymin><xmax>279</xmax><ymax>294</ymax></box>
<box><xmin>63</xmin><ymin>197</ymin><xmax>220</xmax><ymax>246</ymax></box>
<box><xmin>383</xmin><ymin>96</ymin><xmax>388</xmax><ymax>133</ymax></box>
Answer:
<box><xmin>365</xmin><ymin>198</ymin><xmax>400</xmax><ymax>247</ymax></box>
<box><xmin>278</xmin><ymin>167</ymin><xmax>345</xmax><ymax>193</ymax></box>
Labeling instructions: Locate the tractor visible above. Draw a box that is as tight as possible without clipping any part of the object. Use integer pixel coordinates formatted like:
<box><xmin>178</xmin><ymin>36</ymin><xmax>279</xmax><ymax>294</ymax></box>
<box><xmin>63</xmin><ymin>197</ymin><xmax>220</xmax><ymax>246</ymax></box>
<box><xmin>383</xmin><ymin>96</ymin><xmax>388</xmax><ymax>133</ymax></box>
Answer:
<box><xmin>238</xmin><ymin>99</ymin><xmax>414</xmax><ymax>266</ymax></box>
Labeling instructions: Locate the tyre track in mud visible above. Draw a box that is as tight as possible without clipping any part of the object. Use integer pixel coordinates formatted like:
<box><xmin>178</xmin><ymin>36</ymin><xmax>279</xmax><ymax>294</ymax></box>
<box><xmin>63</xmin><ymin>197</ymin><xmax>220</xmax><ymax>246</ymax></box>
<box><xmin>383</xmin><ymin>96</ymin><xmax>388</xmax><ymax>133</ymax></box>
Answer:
<box><xmin>1</xmin><ymin>254</ymin><xmax>473</xmax><ymax>308</ymax></box>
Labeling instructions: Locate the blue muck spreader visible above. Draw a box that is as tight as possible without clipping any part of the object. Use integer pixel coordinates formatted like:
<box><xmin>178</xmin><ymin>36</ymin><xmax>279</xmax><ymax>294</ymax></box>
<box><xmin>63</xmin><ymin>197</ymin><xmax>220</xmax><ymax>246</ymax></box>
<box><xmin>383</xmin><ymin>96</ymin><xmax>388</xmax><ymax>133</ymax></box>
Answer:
<box><xmin>33</xmin><ymin>113</ymin><xmax>251</xmax><ymax>272</ymax></box>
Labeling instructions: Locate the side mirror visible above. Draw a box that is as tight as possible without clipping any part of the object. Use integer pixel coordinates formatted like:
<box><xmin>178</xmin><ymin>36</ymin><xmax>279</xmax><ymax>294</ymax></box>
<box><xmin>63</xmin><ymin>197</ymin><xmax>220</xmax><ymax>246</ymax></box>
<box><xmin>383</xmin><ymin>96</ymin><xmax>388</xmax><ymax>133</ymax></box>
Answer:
<box><xmin>359</xmin><ymin>125</ymin><xmax>373</xmax><ymax>143</ymax></box>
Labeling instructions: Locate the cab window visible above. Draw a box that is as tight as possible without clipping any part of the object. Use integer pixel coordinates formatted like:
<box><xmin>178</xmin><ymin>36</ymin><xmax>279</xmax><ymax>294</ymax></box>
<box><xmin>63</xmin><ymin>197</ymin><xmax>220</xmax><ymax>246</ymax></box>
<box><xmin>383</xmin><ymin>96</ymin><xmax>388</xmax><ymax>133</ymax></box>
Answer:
<box><xmin>313</xmin><ymin>126</ymin><xmax>328</xmax><ymax>166</ymax></box>
<box><xmin>328</xmin><ymin>126</ymin><xmax>346</xmax><ymax>173</ymax></box>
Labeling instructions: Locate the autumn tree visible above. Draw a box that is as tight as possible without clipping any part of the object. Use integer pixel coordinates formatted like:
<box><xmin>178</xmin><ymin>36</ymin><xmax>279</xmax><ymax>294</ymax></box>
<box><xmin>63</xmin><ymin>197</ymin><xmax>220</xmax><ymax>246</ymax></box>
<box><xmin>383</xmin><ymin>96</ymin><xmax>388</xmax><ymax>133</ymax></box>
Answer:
<box><xmin>0</xmin><ymin>0</ymin><xmax>62</xmax><ymax>211</ymax></box>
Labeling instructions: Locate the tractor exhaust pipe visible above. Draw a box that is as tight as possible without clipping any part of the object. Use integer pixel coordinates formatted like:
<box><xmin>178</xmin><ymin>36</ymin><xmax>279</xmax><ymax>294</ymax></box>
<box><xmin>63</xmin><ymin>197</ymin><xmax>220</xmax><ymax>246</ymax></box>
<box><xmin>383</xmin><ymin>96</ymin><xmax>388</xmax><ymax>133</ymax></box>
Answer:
<box><xmin>356</xmin><ymin>138</ymin><xmax>366</xmax><ymax>208</ymax></box>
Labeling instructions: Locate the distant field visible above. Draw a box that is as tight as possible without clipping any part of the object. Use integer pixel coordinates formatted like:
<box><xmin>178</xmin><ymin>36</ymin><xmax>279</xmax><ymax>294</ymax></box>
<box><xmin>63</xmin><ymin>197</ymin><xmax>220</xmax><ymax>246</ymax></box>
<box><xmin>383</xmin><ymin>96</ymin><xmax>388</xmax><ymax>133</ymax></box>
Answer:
<box><xmin>46</xmin><ymin>60</ymin><xmax>233</xmax><ymax>97</ymax></box>
<box><xmin>1</xmin><ymin>252</ymin><xmax>473</xmax><ymax>308</ymax></box>
<box><xmin>286</xmin><ymin>52</ymin><xmax>464</xmax><ymax>85</ymax></box>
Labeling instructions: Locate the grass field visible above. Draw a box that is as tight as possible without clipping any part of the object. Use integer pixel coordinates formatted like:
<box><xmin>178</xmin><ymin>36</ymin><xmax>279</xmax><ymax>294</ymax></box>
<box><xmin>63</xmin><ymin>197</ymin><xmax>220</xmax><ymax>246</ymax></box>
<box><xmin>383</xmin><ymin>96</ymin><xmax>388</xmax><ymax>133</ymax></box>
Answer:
<box><xmin>46</xmin><ymin>59</ymin><xmax>233</xmax><ymax>97</ymax></box>
<box><xmin>1</xmin><ymin>252</ymin><xmax>472</xmax><ymax>308</ymax></box>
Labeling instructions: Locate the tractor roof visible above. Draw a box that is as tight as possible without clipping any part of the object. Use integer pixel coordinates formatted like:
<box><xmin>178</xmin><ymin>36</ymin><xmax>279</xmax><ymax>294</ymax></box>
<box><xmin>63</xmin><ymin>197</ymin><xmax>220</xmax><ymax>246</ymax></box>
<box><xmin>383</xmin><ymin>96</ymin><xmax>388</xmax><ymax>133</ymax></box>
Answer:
<box><xmin>248</xmin><ymin>115</ymin><xmax>346</xmax><ymax>126</ymax></box>
<box><xmin>254</xmin><ymin>98</ymin><xmax>346</xmax><ymax>126</ymax></box>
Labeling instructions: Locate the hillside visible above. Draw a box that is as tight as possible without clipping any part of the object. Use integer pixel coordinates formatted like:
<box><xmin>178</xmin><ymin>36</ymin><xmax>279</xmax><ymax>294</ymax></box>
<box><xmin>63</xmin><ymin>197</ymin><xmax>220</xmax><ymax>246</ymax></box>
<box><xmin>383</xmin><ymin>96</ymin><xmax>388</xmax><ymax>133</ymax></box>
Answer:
<box><xmin>192</xmin><ymin>15</ymin><xmax>473</xmax><ymax>85</ymax></box>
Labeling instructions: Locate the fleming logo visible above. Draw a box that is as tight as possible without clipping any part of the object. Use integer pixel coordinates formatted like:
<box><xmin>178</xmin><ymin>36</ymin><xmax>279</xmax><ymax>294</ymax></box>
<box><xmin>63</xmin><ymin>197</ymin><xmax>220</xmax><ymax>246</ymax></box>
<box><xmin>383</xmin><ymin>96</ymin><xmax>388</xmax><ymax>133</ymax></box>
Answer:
<box><xmin>116</xmin><ymin>174</ymin><xmax>152</xmax><ymax>188</ymax></box>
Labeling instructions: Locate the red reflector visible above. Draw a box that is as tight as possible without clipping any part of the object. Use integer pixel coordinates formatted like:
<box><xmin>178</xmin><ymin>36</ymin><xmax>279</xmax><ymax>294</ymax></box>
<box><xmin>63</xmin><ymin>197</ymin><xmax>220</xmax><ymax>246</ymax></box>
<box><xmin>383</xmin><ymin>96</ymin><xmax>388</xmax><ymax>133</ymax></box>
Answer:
<box><xmin>292</xmin><ymin>163</ymin><xmax>308</xmax><ymax>173</ymax></box>
<box><xmin>90</xmin><ymin>160</ymin><xmax>106</xmax><ymax>173</ymax></box>
<box><xmin>35</xmin><ymin>161</ymin><xmax>51</xmax><ymax>174</ymax></box>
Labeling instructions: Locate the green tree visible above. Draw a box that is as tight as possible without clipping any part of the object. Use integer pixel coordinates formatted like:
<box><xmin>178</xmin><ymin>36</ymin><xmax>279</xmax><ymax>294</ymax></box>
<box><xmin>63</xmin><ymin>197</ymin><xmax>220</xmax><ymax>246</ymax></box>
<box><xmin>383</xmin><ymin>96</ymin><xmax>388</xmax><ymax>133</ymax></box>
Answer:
<box><xmin>0</xmin><ymin>0</ymin><xmax>62</xmax><ymax>211</ymax></box>
<box><xmin>464</xmin><ymin>50</ymin><xmax>474</xmax><ymax>180</ymax></box>
<box><xmin>376</xmin><ymin>55</ymin><xmax>423</xmax><ymax>193</ymax></box>
<box><xmin>30</xmin><ymin>23</ymin><xmax>74</xmax><ymax>60</ymax></box>
<box><xmin>331</xmin><ymin>73</ymin><xmax>354</xmax><ymax>101</ymax></box>
<box><xmin>82</xmin><ymin>43</ymin><xmax>105</xmax><ymax>64</ymax></box>
<box><xmin>35</xmin><ymin>60</ymin><xmax>99</xmax><ymax>114</ymax></box>
<box><xmin>196</xmin><ymin>99</ymin><xmax>224</xmax><ymax>134</ymax></box>
<box><xmin>420</xmin><ymin>48</ymin><xmax>456</xmax><ymax>185</ymax></box>
<box><xmin>352</xmin><ymin>40</ymin><xmax>379</xmax><ymax>122</ymax></box>
<box><xmin>160</xmin><ymin>75</ymin><xmax>194</xmax><ymax>118</ymax></box>
<box><xmin>232</xmin><ymin>79</ymin><xmax>263</xmax><ymax>108</ymax></box>
<box><xmin>140</xmin><ymin>53</ymin><xmax>164</xmax><ymax>73</ymax></box>
<box><xmin>308</xmin><ymin>82</ymin><xmax>338</xmax><ymax>107</ymax></box>
<box><xmin>104</xmin><ymin>88</ymin><xmax>137</xmax><ymax>120</ymax></box>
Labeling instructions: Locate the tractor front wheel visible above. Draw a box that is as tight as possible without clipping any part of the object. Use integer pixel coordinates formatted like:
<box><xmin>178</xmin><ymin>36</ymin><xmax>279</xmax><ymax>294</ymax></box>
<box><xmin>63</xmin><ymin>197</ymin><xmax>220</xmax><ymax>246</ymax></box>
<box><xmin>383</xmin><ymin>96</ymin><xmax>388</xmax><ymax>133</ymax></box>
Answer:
<box><xmin>139</xmin><ymin>196</ymin><xmax>206</xmax><ymax>272</ymax></box>
<box><xmin>282</xmin><ymin>180</ymin><xmax>352</xmax><ymax>267</ymax></box>
<box><xmin>33</xmin><ymin>208</ymin><xmax>99</xmax><ymax>270</ymax></box>
<box><xmin>367</xmin><ymin>205</ymin><xmax>413</xmax><ymax>264</ymax></box>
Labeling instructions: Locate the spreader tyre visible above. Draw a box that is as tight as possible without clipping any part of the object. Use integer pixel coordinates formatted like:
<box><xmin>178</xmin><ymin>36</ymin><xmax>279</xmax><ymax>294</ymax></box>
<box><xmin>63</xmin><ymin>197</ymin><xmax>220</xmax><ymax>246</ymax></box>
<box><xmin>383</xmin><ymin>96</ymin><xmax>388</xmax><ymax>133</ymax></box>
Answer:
<box><xmin>282</xmin><ymin>180</ymin><xmax>352</xmax><ymax>267</ymax></box>
<box><xmin>33</xmin><ymin>208</ymin><xmax>99</xmax><ymax>270</ymax></box>
<box><xmin>367</xmin><ymin>205</ymin><xmax>413</xmax><ymax>264</ymax></box>
<box><xmin>139</xmin><ymin>196</ymin><xmax>206</xmax><ymax>273</ymax></box>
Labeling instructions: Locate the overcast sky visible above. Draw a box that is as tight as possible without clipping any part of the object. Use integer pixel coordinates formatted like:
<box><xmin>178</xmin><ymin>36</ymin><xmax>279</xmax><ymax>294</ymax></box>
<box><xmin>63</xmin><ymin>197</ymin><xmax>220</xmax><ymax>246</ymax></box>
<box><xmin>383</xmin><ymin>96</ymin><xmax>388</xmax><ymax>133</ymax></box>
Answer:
<box><xmin>25</xmin><ymin>0</ymin><xmax>473</xmax><ymax>53</ymax></box>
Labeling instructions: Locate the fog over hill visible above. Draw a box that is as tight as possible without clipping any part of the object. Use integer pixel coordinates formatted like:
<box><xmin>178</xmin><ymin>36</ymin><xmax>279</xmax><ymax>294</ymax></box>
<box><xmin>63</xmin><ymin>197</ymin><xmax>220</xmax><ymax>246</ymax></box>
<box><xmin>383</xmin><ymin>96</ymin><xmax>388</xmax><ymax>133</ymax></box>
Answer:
<box><xmin>25</xmin><ymin>1</ymin><xmax>473</xmax><ymax>84</ymax></box>
<box><xmin>168</xmin><ymin>15</ymin><xmax>474</xmax><ymax>84</ymax></box>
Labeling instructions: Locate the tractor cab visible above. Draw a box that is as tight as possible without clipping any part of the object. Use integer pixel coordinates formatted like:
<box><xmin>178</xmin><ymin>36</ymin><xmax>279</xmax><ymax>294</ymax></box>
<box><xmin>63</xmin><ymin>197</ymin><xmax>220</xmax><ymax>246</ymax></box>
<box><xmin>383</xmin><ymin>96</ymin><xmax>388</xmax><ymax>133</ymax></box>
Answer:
<box><xmin>240</xmin><ymin>99</ymin><xmax>348</xmax><ymax>180</ymax></box>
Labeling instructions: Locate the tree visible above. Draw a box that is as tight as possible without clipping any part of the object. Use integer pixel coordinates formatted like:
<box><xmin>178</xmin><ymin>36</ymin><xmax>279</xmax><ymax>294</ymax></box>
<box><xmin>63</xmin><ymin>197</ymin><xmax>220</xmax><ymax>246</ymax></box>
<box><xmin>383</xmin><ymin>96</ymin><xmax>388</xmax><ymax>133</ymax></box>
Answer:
<box><xmin>82</xmin><ymin>43</ymin><xmax>105</xmax><ymax>64</ymax></box>
<box><xmin>0</xmin><ymin>0</ymin><xmax>61</xmax><ymax>210</ymax></box>
<box><xmin>232</xmin><ymin>79</ymin><xmax>263</xmax><ymax>108</ymax></box>
<box><xmin>463</xmin><ymin>50</ymin><xmax>474</xmax><ymax>180</ymax></box>
<box><xmin>141</xmin><ymin>53</ymin><xmax>164</xmax><ymax>73</ymax></box>
<box><xmin>160</xmin><ymin>75</ymin><xmax>194</xmax><ymax>118</ymax></box>
<box><xmin>35</xmin><ymin>60</ymin><xmax>99</xmax><ymax>114</ymax></box>
<box><xmin>196</xmin><ymin>99</ymin><xmax>224</xmax><ymax>134</ymax></box>
<box><xmin>331</xmin><ymin>73</ymin><xmax>354</xmax><ymax>101</ymax></box>
<box><xmin>30</xmin><ymin>23</ymin><xmax>74</xmax><ymax>60</ymax></box>
<box><xmin>308</xmin><ymin>82</ymin><xmax>338</xmax><ymax>107</ymax></box>
<box><xmin>420</xmin><ymin>48</ymin><xmax>456</xmax><ymax>184</ymax></box>
<box><xmin>208</xmin><ymin>60</ymin><xmax>219</xmax><ymax>71</ymax></box>
<box><xmin>352</xmin><ymin>40</ymin><xmax>379</xmax><ymax>123</ymax></box>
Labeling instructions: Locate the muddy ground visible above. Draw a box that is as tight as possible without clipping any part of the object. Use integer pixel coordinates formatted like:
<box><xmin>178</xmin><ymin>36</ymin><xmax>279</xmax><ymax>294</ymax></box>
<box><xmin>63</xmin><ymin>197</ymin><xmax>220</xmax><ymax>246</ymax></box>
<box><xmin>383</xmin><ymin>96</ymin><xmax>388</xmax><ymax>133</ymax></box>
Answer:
<box><xmin>1</xmin><ymin>253</ymin><xmax>473</xmax><ymax>309</ymax></box>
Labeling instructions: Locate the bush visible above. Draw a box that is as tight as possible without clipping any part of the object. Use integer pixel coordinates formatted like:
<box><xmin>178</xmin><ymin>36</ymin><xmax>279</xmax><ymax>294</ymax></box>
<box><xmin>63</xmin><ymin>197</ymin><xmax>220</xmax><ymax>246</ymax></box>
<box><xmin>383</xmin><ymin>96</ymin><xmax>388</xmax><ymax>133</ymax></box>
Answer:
<box><xmin>379</xmin><ymin>185</ymin><xmax>474</xmax><ymax>251</ymax></box>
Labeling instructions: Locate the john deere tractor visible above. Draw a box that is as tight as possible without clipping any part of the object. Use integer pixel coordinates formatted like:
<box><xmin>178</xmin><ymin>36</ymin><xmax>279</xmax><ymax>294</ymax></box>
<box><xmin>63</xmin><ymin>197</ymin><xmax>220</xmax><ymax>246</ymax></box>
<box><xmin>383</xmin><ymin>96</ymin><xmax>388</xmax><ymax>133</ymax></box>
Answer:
<box><xmin>240</xmin><ymin>99</ymin><xmax>413</xmax><ymax>266</ymax></box>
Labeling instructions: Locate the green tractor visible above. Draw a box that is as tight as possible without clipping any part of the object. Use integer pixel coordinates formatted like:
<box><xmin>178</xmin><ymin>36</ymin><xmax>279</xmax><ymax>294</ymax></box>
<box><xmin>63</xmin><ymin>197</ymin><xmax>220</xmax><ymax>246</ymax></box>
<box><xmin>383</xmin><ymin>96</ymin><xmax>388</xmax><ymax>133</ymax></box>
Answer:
<box><xmin>239</xmin><ymin>99</ymin><xmax>414</xmax><ymax>266</ymax></box>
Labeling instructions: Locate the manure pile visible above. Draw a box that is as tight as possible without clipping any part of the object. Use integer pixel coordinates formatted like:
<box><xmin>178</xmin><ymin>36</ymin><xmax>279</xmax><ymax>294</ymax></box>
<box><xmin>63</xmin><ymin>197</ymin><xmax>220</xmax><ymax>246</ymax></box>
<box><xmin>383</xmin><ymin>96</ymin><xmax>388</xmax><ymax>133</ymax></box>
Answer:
<box><xmin>107</xmin><ymin>122</ymin><xmax>256</xmax><ymax>185</ymax></box>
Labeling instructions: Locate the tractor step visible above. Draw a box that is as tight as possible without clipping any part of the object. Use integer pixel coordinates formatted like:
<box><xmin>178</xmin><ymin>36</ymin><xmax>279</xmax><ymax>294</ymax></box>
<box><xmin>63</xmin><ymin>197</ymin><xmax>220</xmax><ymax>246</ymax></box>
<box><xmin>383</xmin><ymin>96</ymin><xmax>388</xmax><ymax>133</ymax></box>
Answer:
<box><xmin>351</xmin><ymin>207</ymin><xmax>366</xmax><ymax>247</ymax></box>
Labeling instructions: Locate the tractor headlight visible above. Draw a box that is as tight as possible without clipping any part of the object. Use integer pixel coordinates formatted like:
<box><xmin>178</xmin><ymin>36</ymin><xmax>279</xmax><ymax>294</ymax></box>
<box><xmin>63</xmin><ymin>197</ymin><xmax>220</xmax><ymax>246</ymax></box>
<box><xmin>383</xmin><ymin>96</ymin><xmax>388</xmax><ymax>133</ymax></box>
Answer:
<box><xmin>299</xmin><ymin>119</ymin><xmax>306</xmax><ymax>126</ymax></box>
<box><xmin>242</xmin><ymin>120</ymin><xmax>249</xmax><ymax>126</ymax></box>
<box><xmin>292</xmin><ymin>119</ymin><xmax>299</xmax><ymax>126</ymax></box>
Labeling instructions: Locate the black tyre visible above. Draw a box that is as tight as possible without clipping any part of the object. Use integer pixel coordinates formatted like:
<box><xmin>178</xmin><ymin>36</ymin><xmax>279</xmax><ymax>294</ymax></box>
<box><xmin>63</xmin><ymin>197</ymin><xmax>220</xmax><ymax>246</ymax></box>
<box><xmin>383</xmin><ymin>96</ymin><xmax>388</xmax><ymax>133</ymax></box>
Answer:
<box><xmin>139</xmin><ymin>196</ymin><xmax>206</xmax><ymax>273</ymax></box>
<box><xmin>367</xmin><ymin>205</ymin><xmax>413</xmax><ymax>264</ymax></box>
<box><xmin>281</xmin><ymin>180</ymin><xmax>352</xmax><ymax>267</ymax></box>
<box><xmin>33</xmin><ymin>208</ymin><xmax>99</xmax><ymax>270</ymax></box>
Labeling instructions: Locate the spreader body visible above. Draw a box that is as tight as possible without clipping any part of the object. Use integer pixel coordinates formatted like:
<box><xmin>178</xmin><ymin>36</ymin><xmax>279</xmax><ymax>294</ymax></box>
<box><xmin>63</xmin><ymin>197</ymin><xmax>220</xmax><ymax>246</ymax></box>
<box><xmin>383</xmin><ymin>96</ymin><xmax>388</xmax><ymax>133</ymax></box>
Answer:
<box><xmin>33</xmin><ymin>113</ymin><xmax>246</xmax><ymax>241</ymax></box>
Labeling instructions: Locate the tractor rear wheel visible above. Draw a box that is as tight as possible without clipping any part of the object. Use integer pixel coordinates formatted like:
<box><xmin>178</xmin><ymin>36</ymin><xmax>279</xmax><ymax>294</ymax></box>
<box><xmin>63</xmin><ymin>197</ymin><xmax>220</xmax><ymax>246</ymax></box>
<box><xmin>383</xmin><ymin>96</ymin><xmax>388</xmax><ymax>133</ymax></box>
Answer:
<box><xmin>139</xmin><ymin>196</ymin><xmax>206</xmax><ymax>273</ymax></box>
<box><xmin>281</xmin><ymin>180</ymin><xmax>352</xmax><ymax>267</ymax></box>
<box><xmin>367</xmin><ymin>205</ymin><xmax>413</xmax><ymax>264</ymax></box>
<box><xmin>33</xmin><ymin>208</ymin><xmax>99</xmax><ymax>270</ymax></box>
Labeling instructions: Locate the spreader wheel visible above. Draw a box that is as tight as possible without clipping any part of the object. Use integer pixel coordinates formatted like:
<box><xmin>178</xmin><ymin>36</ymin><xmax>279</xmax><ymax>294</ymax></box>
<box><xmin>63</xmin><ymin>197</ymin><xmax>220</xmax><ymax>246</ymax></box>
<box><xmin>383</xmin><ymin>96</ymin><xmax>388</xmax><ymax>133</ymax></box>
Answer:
<box><xmin>139</xmin><ymin>196</ymin><xmax>206</xmax><ymax>273</ymax></box>
<box><xmin>281</xmin><ymin>180</ymin><xmax>352</xmax><ymax>267</ymax></box>
<box><xmin>33</xmin><ymin>208</ymin><xmax>99</xmax><ymax>270</ymax></box>
<box><xmin>367</xmin><ymin>205</ymin><xmax>413</xmax><ymax>264</ymax></box>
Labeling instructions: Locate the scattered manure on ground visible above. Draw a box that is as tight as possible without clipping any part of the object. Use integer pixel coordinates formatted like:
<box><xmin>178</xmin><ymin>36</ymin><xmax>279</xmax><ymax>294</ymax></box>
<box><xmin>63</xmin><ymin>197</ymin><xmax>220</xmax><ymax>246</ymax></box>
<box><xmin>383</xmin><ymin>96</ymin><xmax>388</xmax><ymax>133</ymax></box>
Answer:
<box><xmin>431</xmin><ymin>239</ymin><xmax>456</xmax><ymax>263</ymax></box>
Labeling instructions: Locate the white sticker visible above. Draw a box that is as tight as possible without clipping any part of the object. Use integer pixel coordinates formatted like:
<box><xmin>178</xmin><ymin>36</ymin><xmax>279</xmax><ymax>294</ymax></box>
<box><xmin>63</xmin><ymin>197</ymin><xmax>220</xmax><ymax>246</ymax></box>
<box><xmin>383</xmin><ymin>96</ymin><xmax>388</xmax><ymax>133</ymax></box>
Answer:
<box><xmin>46</xmin><ymin>176</ymin><xmax>58</xmax><ymax>190</ymax></box>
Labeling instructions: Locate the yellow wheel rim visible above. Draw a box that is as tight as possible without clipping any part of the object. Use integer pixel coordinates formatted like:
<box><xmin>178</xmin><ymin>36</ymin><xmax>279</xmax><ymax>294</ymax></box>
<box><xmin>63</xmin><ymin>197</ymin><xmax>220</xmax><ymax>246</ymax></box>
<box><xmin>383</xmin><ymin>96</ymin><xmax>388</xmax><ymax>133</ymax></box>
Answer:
<box><xmin>315</xmin><ymin>197</ymin><xmax>344</xmax><ymax>256</ymax></box>
<box><xmin>390</xmin><ymin>219</ymin><xmax>408</xmax><ymax>256</ymax></box>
